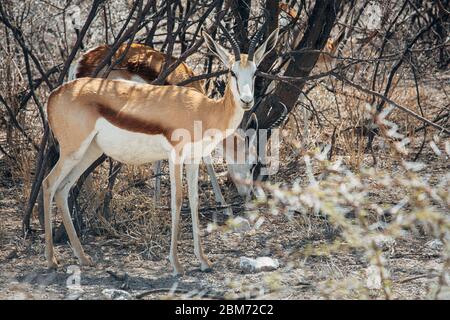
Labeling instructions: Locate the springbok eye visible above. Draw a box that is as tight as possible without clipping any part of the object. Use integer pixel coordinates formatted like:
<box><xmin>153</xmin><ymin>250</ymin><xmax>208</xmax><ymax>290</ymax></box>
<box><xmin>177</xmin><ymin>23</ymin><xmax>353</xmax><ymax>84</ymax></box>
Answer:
<box><xmin>230</xmin><ymin>70</ymin><xmax>237</xmax><ymax>78</ymax></box>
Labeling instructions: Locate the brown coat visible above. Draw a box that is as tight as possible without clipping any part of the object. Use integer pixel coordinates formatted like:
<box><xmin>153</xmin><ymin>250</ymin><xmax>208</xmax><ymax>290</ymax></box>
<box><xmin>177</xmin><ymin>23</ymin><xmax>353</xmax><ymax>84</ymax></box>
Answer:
<box><xmin>47</xmin><ymin>77</ymin><xmax>238</xmax><ymax>151</ymax></box>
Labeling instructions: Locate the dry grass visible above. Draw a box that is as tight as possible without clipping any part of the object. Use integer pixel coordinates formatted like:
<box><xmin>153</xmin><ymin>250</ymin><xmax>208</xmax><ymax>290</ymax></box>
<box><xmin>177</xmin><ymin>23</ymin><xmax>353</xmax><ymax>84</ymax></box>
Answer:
<box><xmin>1</xmin><ymin>77</ymin><xmax>448</xmax><ymax>299</ymax></box>
<box><xmin>230</xmin><ymin>73</ymin><xmax>450</xmax><ymax>299</ymax></box>
<box><xmin>0</xmin><ymin>0</ymin><xmax>448</xmax><ymax>300</ymax></box>
<box><xmin>75</xmin><ymin>163</ymin><xmax>172</xmax><ymax>259</ymax></box>
<box><xmin>264</xmin><ymin>78</ymin><xmax>442</xmax><ymax>297</ymax></box>
<box><xmin>0</xmin><ymin>221</ymin><xmax>6</xmax><ymax>246</ymax></box>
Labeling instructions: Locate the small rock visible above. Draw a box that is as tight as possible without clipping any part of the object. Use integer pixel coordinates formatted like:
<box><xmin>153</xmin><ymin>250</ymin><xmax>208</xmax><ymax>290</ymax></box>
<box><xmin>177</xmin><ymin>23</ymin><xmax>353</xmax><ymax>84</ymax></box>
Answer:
<box><xmin>425</xmin><ymin>239</ymin><xmax>444</xmax><ymax>250</ymax></box>
<box><xmin>230</xmin><ymin>217</ymin><xmax>251</xmax><ymax>233</ymax></box>
<box><xmin>239</xmin><ymin>256</ymin><xmax>280</xmax><ymax>273</ymax></box>
<box><xmin>102</xmin><ymin>288</ymin><xmax>132</xmax><ymax>300</ymax></box>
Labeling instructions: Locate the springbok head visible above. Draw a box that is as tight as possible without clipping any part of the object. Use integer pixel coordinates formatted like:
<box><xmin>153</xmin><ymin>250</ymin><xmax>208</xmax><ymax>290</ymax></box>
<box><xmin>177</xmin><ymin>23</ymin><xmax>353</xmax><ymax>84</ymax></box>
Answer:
<box><xmin>226</xmin><ymin>113</ymin><xmax>259</xmax><ymax>197</ymax></box>
<box><xmin>228</xmin><ymin>102</ymin><xmax>289</xmax><ymax>198</ymax></box>
<box><xmin>202</xmin><ymin>23</ymin><xmax>279</xmax><ymax>111</ymax></box>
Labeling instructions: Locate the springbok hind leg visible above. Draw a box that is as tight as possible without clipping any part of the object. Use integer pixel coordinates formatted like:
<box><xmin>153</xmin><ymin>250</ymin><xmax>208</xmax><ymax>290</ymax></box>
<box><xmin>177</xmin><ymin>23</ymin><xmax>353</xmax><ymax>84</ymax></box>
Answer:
<box><xmin>54</xmin><ymin>141</ymin><xmax>103</xmax><ymax>266</ymax></box>
<box><xmin>43</xmin><ymin>154</ymin><xmax>81</xmax><ymax>269</ymax></box>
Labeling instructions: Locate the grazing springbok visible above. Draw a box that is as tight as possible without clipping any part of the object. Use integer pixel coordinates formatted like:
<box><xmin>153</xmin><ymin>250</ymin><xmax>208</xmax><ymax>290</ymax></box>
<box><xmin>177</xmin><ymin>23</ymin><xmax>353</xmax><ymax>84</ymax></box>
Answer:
<box><xmin>68</xmin><ymin>43</ymin><xmax>259</xmax><ymax>213</ymax></box>
<box><xmin>44</xmin><ymin>25</ymin><xmax>279</xmax><ymax>275</ymax></box>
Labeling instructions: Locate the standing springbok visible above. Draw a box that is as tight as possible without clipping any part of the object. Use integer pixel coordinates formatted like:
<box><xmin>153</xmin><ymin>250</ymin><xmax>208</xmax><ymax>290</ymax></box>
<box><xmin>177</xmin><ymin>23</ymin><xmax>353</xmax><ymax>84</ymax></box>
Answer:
<box><xmin>68</xmin><ymin>43</ymin><xmax>259</xmax><ymax>213</ymax></box>
<box><xmin>44</xmin><ymin>25</ymin><xmax>278</xmax><ymax>275</ymax></box>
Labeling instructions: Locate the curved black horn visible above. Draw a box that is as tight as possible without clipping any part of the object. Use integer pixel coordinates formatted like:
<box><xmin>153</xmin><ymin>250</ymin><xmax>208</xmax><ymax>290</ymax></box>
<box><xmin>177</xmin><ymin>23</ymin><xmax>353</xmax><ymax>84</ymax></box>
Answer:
<box><xmin>218</xmin><ymin>22</ymin><xmax>241</xmax><ymax>61</ymax></box>
<box><xmin>269</xmin><ymin>101</ymin><xmax>288</xmax><ymax>129</ymax></box>
<box><xmin>245</xmin><ymin>112</ymin><xmax>259</xmax><ymax>130</ymax></box>
<box><xmin>248</xmin><ymin>22</ymin><xmax>267</xmax><ymax>61</ymax></box>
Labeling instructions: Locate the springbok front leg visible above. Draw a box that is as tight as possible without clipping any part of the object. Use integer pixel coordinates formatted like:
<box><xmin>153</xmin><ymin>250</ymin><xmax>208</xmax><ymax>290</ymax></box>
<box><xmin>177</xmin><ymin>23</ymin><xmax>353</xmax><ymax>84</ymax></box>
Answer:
<box><xmin>204</xmin><ymin>156</ymin><xmax>233</xmax><ymax>216</ymax></box>
<box><xmin>186</xmin><ymin>162</ymin><xmax>213</xmax><ymax>271</ymax></box>
<box><xmin>168</xmin><ymin>156</ymin><xmax>184</xmax><ymax>275</ymax></box>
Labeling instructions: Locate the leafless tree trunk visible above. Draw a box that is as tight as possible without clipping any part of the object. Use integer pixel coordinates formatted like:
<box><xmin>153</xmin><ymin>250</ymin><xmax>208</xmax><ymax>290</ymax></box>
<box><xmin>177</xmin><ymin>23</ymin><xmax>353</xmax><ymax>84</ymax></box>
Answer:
<box><xmin>251</xmin><ymin>0</ymin><xmax>343</xmax><ymax>180</ymax></box>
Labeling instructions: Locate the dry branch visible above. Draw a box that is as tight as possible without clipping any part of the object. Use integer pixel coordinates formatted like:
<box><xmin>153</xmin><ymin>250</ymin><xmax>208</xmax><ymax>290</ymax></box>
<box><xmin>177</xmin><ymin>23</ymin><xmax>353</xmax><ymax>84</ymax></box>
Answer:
<box><xmin>332</xmin><ymin>72</ymin><xmax>450</xmax><ymax>135</ymax></box>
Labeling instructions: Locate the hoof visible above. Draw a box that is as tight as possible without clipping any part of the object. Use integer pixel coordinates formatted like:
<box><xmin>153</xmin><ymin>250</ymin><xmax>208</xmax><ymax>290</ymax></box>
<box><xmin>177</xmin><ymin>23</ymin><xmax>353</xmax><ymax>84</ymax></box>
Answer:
<box><xmin>47</xmin><ymin>256</ymin><xmax>59</xmax><ymax>270</ymax></box>
<box><xmin>200</xmin><ymin>260</ymin><xmax>213</xmax><ymax>272</ymax></box>
<box><xmin>79</xmin><ymin>255</ymin><xmax>94</xmax><ymax>267</ymax></box>
<box><xmin>223</xmin><ymin>208</ymin><xmax>233</xmax><ymax>217</ymax></box>
<box><xmin>172</xmin><ymin>268</ymin><xmax>185</xmax><ymax>277</ymax></box>
<box><xmin>170</xmin><ymin>256</ymin><xmax>184</xmax><ymax>276</ymax></box>
<box><xmin>200</xmin><ymin>266</ymin><xmax>213</xmax><ymax>273</ymax></box>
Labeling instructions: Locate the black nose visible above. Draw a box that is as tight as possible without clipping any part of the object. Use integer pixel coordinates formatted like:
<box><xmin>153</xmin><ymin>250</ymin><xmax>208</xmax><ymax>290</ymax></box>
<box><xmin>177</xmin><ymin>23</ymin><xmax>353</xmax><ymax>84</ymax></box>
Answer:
<box><xmin>240</xmin><ymin>99</ymin><xmax>253</xmax><ymax>105</ymax></box>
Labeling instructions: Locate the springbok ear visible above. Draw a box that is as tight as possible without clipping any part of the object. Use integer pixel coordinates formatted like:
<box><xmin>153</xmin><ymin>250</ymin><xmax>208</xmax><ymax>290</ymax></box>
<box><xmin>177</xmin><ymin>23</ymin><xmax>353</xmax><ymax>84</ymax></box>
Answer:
<box><xmin>202</xmin><ymin>30</ymin><xmax>232</xmax><ymax>68</ymax></box>
<box><xmin>253</xmin><ymin>28</ymin><xmax>279</xmax><ymax>66</ymax></box>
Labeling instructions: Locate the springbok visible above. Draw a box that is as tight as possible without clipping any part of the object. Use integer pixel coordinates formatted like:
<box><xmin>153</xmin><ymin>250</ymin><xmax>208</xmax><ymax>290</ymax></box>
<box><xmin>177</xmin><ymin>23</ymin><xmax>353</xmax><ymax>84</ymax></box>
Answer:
<box><xmin>68</xmin><ymin>43</ymin><xmax>259</xmax><ymax>211</ymax></box>
<box><xmin>44</xmin><ymin>25</ymin><xmax>279</xmax><ymax>275</ymax></box>
<box><xmin>68</xmin><ymin>43</ymin><xmax>205</xmax><ymax>91</ymax></box>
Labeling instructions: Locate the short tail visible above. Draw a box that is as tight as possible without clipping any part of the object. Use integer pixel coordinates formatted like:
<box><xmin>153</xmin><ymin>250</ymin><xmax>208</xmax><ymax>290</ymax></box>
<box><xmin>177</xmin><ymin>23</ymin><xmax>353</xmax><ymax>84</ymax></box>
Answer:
<box><xmin>67</xmin><ymin>60</ymin><xmax>79</xmax><ymax>82</ymax></box>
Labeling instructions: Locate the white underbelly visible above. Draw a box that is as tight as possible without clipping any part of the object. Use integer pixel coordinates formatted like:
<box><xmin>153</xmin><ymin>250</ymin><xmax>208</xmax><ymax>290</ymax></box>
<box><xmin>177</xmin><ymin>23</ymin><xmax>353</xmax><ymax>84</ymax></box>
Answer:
<box><xmin>182</xmin><ymin>135</ymin><xmax>224</xmax><ymax>162</ymax></box>
<box><xmin>95</xmin><ymin>118</ymin><xmax>171</xmax><ymax>165</ymax></box>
